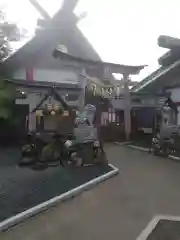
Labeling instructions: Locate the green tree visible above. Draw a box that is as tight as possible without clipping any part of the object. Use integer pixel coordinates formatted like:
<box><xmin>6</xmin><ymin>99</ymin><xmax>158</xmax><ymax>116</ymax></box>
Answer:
<box><xmin>0</xmin><ymin>80</ymin><xmax>15</xmax><ymax>120</ymax></box>
<box><xmin>0</xmin><ymin>9</ymin><xmax>25</xmax><ymax>121</ymax></box>
<box><xmin>0</xmin><ymin>9</ymin><xmax>23</xmax><ymax>60</ymax></box>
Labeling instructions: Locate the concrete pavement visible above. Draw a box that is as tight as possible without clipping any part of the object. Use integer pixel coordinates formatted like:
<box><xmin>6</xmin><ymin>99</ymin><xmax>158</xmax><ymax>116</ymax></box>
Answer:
<box><xmin>2</xmin><ymin>144</ymin><xmax>180</xmax><ymax>240</ymax></box>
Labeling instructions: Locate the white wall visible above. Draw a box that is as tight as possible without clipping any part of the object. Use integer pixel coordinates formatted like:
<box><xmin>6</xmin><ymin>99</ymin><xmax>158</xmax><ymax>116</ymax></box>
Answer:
<box><xmin>111</xmin><ymin>99</ymin><xmax>126</xmax><ymax>109</ymax></box>
<box><xmin>13</xmin><ymin>68</ymin><xmax>79</xmax><ymax>84</ymax></box>
<box><xmin>14</xmin><ymin>69</ymin><xmax>26</xmax><ymax>79</ymax></box>
<box><xmin>111</xmin><ymin>97</ymin><xmax>157</xmax><ymax>110</ymax></box>
<box><xmin>168</xmin><ymin>88</ymin><xmax>180</xmax><ymax>102</ymax></box>
<box><xmin>34</xmin><ymin>69</ymin><xmax>78</xmax><ymax>84</ymax></box>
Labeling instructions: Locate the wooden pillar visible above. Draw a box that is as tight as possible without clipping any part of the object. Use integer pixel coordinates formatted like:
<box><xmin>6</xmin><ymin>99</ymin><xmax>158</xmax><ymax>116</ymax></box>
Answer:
<box><xmin>29</xmin><ymin>110</ymin><xmax>36</xmax><ymax>132</ymax></box>
<box><xmin>28</xmin><ymin>93</ymin><xmax>38</xmax><ymax>132</ymax></box>
<box><xmin>79</xmin><ymin>69</ymin><xmax>87</xmax><ymax>111</ymax></box>
<box><xmin>123</xmin><ymin>74</ymin><xmax>131</xmax><ymax>141</ymax></box>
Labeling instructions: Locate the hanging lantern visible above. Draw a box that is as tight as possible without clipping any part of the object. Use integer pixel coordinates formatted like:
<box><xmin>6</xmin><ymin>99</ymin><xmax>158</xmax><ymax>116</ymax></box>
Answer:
<box><xmin>47</xmin><ymin>103</ymin><xmax>53</xmax><ymax>111</ymax></box>
<box><xmin>101</xmin><ymin>87</ymin><xmax>105</xmax><ymax>97</ymax></box>
<box><xmin>104</xmin><ymin>88</ymin><xmax>110</xmax><ymax>98</ymax></box>
<box><xmin>116</xmin><ymin>85</ymin><xmax>120</xmax><ymax>96</ymax></box>
<box><xmin>54</xmin><ymin>103</ymin><xmax>61</xmax><ymax>111</ymax></box>
<box><xmin>63</xmin><ymin>110</ymin><xmax>69</xmax><ymax>116</ymax></box>
<box><xmin>108</xmin><ymin>87</ymin><xmax>113</xmax><ymax>96</ymax></box>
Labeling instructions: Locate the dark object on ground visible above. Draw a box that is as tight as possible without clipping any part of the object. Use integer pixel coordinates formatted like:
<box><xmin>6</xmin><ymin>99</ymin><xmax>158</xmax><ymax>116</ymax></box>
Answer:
<box><xmin>63</xmin><ymin>139</ymin><xmax>107</xmax><ymax>166</ymax></box>
<box><xmin>152</xmin><ymin>134</ymin><xmax>174</xmax><ymax>157</ymax></box>
<box><xmin>19</xmin><ymin>134</ymin><xmax>47</xmax><ymax>167</ymax></box>
<box><xmin>147</xmin><ymin>220</ymin><xmax>180</xmax><ymax>240</ymax></box>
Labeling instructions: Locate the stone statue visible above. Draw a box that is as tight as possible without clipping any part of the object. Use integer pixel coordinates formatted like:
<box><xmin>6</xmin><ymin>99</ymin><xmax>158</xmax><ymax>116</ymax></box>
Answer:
<box><xmin>160</xmin><ymin>97</ymin><xmax>178</xmax><ymax>139</ymax></box>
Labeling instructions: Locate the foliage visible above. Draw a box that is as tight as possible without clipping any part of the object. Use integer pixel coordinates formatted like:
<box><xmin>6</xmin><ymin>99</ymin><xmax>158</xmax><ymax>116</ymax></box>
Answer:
<box><xmin>0</xmin><ymin>80</ymin><xmax>15</xmax><ymax>120</ymax></box>
<box><xmin>0</xmin><ymin>9</ymin><xmax>24</xmax><ymax>60</ymax></box>
<box><xmin>0</xmin><ymin>10</ymin><xmax>26</xmax><ymax>130</ymax></box>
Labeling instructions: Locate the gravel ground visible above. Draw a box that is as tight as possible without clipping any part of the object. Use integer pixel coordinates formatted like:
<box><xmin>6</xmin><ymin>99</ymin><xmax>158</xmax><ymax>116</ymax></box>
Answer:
<box><xmin>0</xmin><ymin>148</ymin><xmax>111</xmax><ymax>222</ymax></box>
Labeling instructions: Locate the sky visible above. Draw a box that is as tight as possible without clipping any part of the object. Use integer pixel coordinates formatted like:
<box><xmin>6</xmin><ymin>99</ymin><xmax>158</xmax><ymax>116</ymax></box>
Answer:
<box><xmin>1</xmin><ymin>0</ymin><xmax>180</xmax><ymax>81</ymax></box>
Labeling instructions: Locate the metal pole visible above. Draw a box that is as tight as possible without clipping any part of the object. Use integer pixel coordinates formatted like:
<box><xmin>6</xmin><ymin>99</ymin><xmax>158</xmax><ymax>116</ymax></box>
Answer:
<box><xmin>123</xmin><ymin>74</ymin><xmax>131</xmax><ymax>141</ymax></box>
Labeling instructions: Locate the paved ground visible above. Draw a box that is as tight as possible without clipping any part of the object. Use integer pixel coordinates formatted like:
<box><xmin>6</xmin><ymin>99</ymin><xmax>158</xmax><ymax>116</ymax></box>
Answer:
<box><xmin>2</xmin><ymin>144</ymin><xmax>180</xmax><ymax>240</ymax></box>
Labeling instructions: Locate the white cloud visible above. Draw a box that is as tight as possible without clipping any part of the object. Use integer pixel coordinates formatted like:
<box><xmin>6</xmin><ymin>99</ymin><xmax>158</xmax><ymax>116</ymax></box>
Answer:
<box><xmin>75</xmin><ymin>0</ymin><xmax>180</xmax><ymax>81</ymax></box>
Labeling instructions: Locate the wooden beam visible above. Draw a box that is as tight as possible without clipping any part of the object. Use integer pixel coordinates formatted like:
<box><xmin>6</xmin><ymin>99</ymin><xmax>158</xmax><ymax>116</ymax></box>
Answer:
<box><xmin>29</xmin><ymin>0</ymin><xmax>51</xmax><ymax>20</ymax></box>
<box><xmin>61</xmin><ymin>0</ymin><xmax>79</xmax><ymax>13</ymax></box>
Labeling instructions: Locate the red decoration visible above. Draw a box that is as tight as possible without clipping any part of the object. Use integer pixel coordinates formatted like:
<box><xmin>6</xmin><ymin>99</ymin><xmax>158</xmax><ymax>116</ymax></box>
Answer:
<box><xmin>26</xmin><ymin>68</ymin><xmax>34</xmax><ymax>81</ymax></box>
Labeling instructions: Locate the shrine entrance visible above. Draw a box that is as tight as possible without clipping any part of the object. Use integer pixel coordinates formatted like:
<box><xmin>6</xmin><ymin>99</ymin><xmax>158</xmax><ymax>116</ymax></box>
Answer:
<box><xmin>53</xmin><ymin>49</ymin><xmax>146</xmax><ymax>141</ymax></box>
<box><xmin>99</xmin><ymin>108</ymin><xmax>125</xmax><ymax>142</ymax></box>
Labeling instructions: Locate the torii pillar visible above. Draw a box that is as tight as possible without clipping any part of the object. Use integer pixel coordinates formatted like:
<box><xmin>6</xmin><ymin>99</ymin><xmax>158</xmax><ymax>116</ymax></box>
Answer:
<box><xmin>123</xmin><ymin>74</ymin><xmax>131</xmax><ymax>141</ymax></box>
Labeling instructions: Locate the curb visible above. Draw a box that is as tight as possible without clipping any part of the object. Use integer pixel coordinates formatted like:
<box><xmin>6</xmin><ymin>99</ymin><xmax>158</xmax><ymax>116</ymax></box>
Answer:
<box><xmin>136</xmin><ymin>215</ymin><xmax>180</xmax><ymax>240</ymax></box>
<box><xmin>169</xmin><ymin>155</ymin><xmax>180</xmax><ymax>161</ymax></box>
<box><xmin>0</xmin><ymin>164</ymin><xmax>119</xmax><ymax>232</ymax></box>
<box><xmin>136</xmin><ymin>215</ymin><xmax>161</xmax><ymax>240</ymax></box>
<box><xmin>127</xmin><ymin>145</ymin><xmax>180</xmax><ymax>161</ymax></box>
<box><xmin>114</xmin><ymin>142</ymin><xmax>132</xmax><ymax>146</ymax></box>
<box><xmin>127</xmin><ymin>145</ymin><xmax>150</xmax><ymax>152</ymax></box>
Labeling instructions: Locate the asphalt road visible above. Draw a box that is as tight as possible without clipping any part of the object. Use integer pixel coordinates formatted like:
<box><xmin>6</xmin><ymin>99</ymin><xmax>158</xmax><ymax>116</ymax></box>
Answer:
<box><xmin>2</xmin><ymin>145</ymin><xmax>180</xmax><ymax>240</ymax></box>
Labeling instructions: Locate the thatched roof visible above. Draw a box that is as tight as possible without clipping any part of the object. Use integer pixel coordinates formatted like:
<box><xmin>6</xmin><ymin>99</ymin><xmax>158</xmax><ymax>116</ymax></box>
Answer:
<box><xmin>0</xmin><ymin>0</ymin><xmax>101</xmax><ymax>75</ymax></box>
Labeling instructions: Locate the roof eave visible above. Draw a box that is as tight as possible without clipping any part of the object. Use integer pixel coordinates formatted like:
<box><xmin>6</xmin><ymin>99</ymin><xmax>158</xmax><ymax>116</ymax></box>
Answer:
<box><xmin>132</xmin><ymin>59</ymin><xmax>180</xmax><ymax>93</ymax></box>
<box><xmin>52</xmin><ymin>50</ymin><xmax>146</xmax><ymax>75</ymax></box>
<box><xmin>5</xmin><ymin>79</ymin><xmax>82</xmax><ymax>90</ymax></box>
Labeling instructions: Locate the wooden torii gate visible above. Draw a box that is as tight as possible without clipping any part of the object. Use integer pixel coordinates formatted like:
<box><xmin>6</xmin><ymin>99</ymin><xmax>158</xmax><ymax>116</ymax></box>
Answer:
<box><xmin>53</xmin><ymin>50</ymin><xmax>146</xmax><ymax>140</ymax></box>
